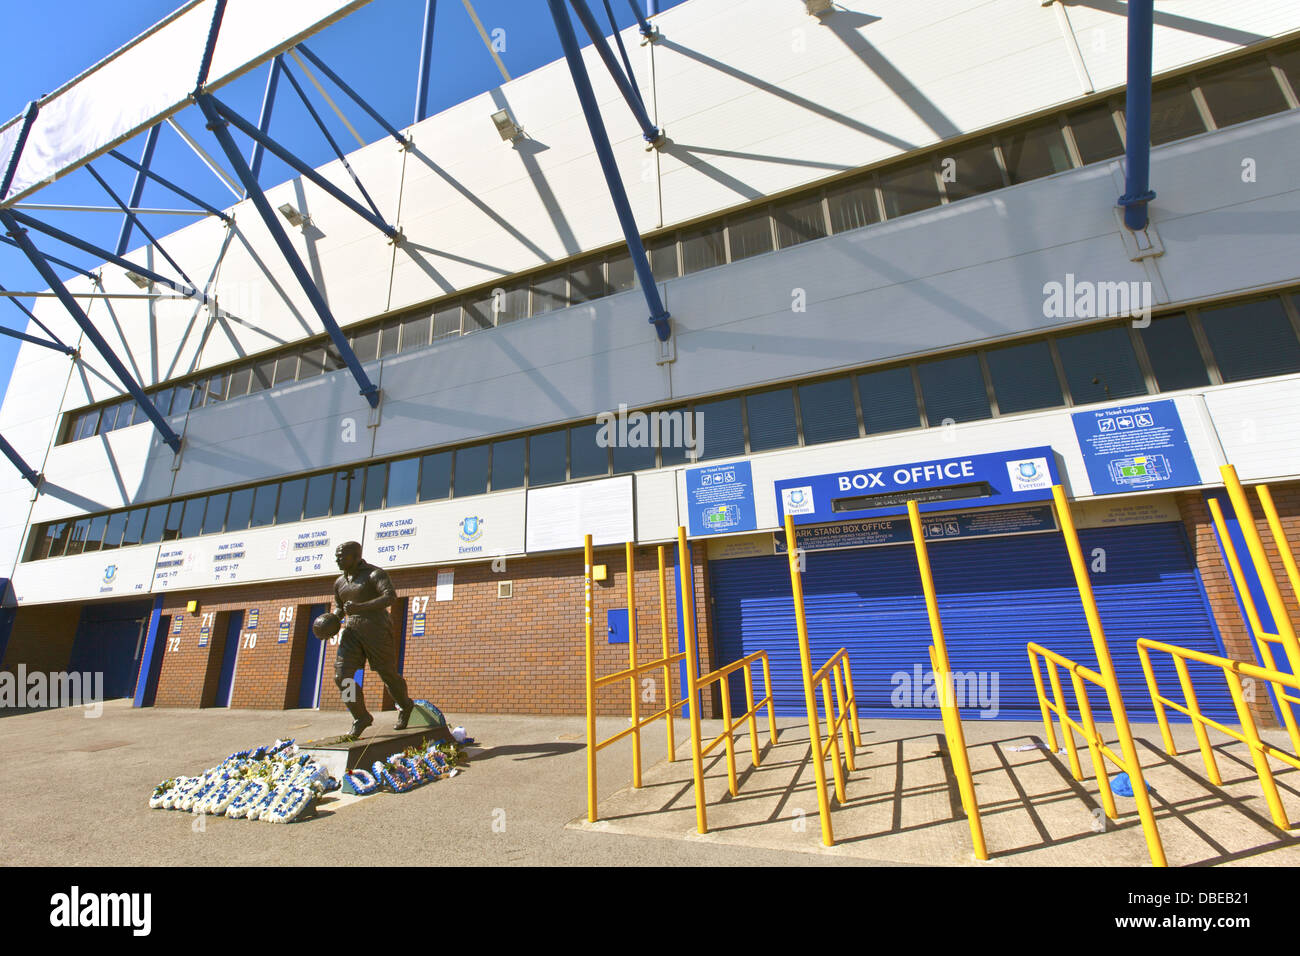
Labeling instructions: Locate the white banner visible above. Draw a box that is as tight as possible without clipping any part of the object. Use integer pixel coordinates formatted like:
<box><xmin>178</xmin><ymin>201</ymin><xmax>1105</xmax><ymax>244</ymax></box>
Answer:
<box><xmin>526</xmin><ymin>475</ymin><xmax>635</xmax><ymax>553</ymax></box>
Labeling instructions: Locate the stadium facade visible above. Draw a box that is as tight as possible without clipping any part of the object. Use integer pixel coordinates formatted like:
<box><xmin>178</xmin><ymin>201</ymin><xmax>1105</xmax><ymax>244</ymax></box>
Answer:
<box><xmin>2</xmin><ymin>0</ymin><xmax>1299</xmax><ymax>724</ymax></box>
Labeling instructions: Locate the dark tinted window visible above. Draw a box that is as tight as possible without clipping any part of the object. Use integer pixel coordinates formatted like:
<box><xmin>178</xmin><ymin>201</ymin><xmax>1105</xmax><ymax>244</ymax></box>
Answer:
<box><xmin>189</xmin><ymin>381</ymin><xmax>207</xmax><ymax>409</ymax></box>
<box><xmin>463</xmin><ymin>293</ymin><xmax>496</xmax><ymax>333</ymax></box>
<box><xmin>681</xmin><ymin>227</ymin><xmax>725</xmax><ymax>274</ymax></box>
<box><xmin>82</xmin><ymin>514</ymin><xmax>107</xmax><ymax>552</ymax></box>
<box><xmin>1199</xmin><ymin>298</ymin><xmax>1300</xmax><ymax>382</ymax></box>
<box><xmin>647</xmin><ymin>236</ymin><xmax>679</xmax><ymax>281</ymax></box>
<box><xmin>379</xmin><ymin>321</ymin><xmax>400</xmax><ymax>357</ymax></box>
<box><xmin>1198</xmin><ymin>59</ymin><xmax>1289</xmax><ymax>128</ymax></box>
<box><xmin>418</xmin><ymin>451</ymin><xmax>452</xmax><ymax>500</ymax></box>
<box><xmin>532</xmin><ymin>273</ymin><xmax>569</xmax><ymax>314</ymax></box>
<box><xmin>454</xmin><ymin>445</ymin><xmax>490</xmax><ymax>496</ymax></box>
<box><xmin>491</xmin><ymin>437</ymin><xmax>526</xmax><ymax>490</ymax></box>
<box><xmin>569</xmin><ymin>423</ymin><xmax>609</xmax><ymax>478</ymax></box>
<box><xmin>400</xmin><ymin>312</ymin><xmax>432</xmax><ymax>352</ymax></box>
<box><xmin>727</xmin><ymin>209</ymin><xmax>774</xmax><ymax>260</ymax></box>
<box><xmin>1138</xmin><ymin>314</ymin><xmax>1210</xmax><ymax>391</ymax></box>
<box><xmin>773</xmin><ymin>196</ymin><xmax>827</xmax><ymax>249</ymax></box>
<box><xmin>985</xmin><ymin>340</ymin><xmax>1064</xmax><ymax>414</ymax></box>
<box><xmin>101</xmin><ymin>511</ymin><xmax>126</xmax><ymax>551</ymax></box>
<box><xmin>272</xmin><ymin>355</ymin><xmax>297</xmax><ymax>385</ymax></box>
<box><xmin>528</xmin><ymin>430</ymin><xmax>567</xmax><ymax>486</ymax></box>
<box><xmin>152</xmin><ymin>387</ymin><xmax>175</xmax><ymax>417</ymax></box>
<box><xmin>181</xmin><ymin>498</ymin><xmax>206</xmax><ymax>538</ymax></box>
<box><xmin>298</xmin><ymin>346</ymin><xmax>343</xmax><ymax>379</ymax></box>
<box><xmin>387</xmin><ymin>457</ymin><xmax>419</xmax><ymax>507</ymax></box>
<box><xmin>250</xmin><ymin>484</ymin><xmax>279</xmax><ymax>527</ymax></box>
<box><xmin>171</xmin><ymin>383</ymin><xmax>194</xmax><ymax>413</ymax></box>
<box><xmin>493</xmin><ymin>282</ymin><xmax>532</xmax><ymax>321</ymax></box>
<box><xmin>350</xmin><ymin>327</ymin><xmax>380</xmax><ymax>363</ymax></box>
<box><xmin>941</xmin><ymin>140</ymin><xmax>1004</xmax><ymax>201</ymax></box>
<box><xmin>607</xmin><ymin>249</ymin><xmax>636</xmax><ymax>293</ymax></box>
<box><xmin>657</xmin><ymin>408</ymin><xmax>693</xmax><ymax>466</ymax></box>
<box><xmin>1069</xmin><ymin>104</ymin><xmax>1124</xmax><ymax>164</ymax></box>
<box><xmin>917</xmin><ymin>354</ymin><xmax>991</xmax><ymax>423</ymax></box>
<box><xmin>1001</xmin><ymin>122</ymin><xmax>1072</xmax><ymax>183</ymax></box>
<box><xmin>1277</xmin><ymin>48</ymin><xmax>1300</xmax><ymax>94</ymax></box>
<box><xmin>205</xmin><ymin>373</ymin><xmax>228</xmax><ymax>405</ymax></box>
<box><xmin>612</xmin><ymin>424</ymin><xmax>657</xmax><ymax>473</ymax></box>
<box><xmin>362</xmin><ymin>463</ymin><xmax>387</xmax><ymax>511</ymax></box>
<box><xmin>226</xmin><ymin>487</ymin><xmax>254</xmax><ymax>532</ymax></box>
<box><xmin>1057</xmin><ymin>326</ymin><xmax>1148</xmax><ymax>403</ymax></box>
<box><xmin>276</xmin><ymin>478</ymin><xmax>306</xmax><ymax>523</ymax></box>
<box><xmin>745</xmin><ymin>388</ymin><xmax>798</xmax><ymax>452</ymax></box>
<box><xmin>38</xmin><ymin>521</ymin><xmax>70</xmax><ymax>559</ymax></box>
<box><xmin>879</xmin><ymin>161</ymin><xmax>941</xmax><ymax>218</ymax></box>
<box><xmin>121</xmin><ymin>508</ymin><xmax>146</xmax><ymax>547</ymax></box>
<box><xmin>799</xmin><ymin>377</ymin><xmax>859</xmax><ymax>443</ymax></box>
<box><xmin>249</xmin><ymin>359</ymin><xmax>275</xmax><ymax>394</ymax></box>
<box><xmin>142</xmin><ymin>505</ymin><xmax>168</xmax><ymax>544</ymax></box>
<box><xmin>303</xmin><ymin>474</ymin><xmax>333</xmax><ymax>519</ymax></box>
<box><xmin>1150</xmin><ymin>83</ymin><xmax>1205</xmax><ymax>144</ymax></box>
<box><xmin>162</xmin><ymin>501</ymin><xmax>184</xmax><ymax>541</ymax></box>
<box><xmin>693</xmin><ymin>398</ymin><xmax>745</xmax><ymax>460</ymax></box>
<box><xmin>65</xmin><ymin>519</ymin><xmax>90</xmax><ymax>556</ymax></box>
<box><xmin>857</xmin><ymin>366</ymin><xmax>921</xmax><ymax>434</ymax></box>
<box><xmin>227</xmin><ymin>368</ymin><xmax>252</xmax><ymax>398</ymax></box>
<box><xmin>569</xmin><ymin>263</ymin><xmax>607</xmax><ymax>304</ymax></box>
<box><xmin>827</xmin><ymin>181</ymin><xmax>879</xmax><ymax>233</ymax></box>
<box><xmin>201</xmin><ymin>493</ymin><xmax>228</xmax><ymax>534</ymax></box>
<box><xmin>331</xmin><ymin>469</ymin><xmax>364</xmax><ymax>515</ymax></box>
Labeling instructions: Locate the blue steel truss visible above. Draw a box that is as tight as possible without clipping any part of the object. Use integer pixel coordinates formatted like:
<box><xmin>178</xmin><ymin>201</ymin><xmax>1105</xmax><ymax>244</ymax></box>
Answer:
<box><xmin>0</xmin><ymin>432</ymin><xmax>40</xmax><ymax>487</ymax></box>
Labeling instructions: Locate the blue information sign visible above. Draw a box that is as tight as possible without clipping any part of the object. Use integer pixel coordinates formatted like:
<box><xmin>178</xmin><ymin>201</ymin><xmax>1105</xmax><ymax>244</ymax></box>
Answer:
<box><xmin>774</xmin><ymin>446</ymin><xmax>1059</xmax><ymax>526</ymax></box>
<box><xmin>1071</xmin><ymin>399</ymin><xmax>1200</xmax><ymax>495</ymax></box>
<box><xmin>412</xmin><ymin>612</ymin><xmax>426</xmax><ymax>638</ymax></box>
<box><xmin>773</xmin><ymin>505</ymin><xmax>1057</xmax><ymax>553</ymax></box>
<box><xmin>686</xmin><ymin>461</ymin><xmax>758</xmax><ymax>536</ymax></box>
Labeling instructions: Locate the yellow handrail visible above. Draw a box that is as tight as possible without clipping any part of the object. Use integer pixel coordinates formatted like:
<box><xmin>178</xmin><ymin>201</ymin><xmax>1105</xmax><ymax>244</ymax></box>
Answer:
<box><xmin>1137</xmin><ymin>637</ymin><xmax>1300</xmax><ymax>832</ymax></box>
<box><xmin>782</xmin><ymin>514</ymin><xmax>862</xmax><ymax>846</ymax></box>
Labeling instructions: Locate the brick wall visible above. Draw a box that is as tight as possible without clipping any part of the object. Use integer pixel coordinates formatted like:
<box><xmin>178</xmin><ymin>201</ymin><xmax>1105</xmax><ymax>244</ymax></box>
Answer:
<box><xmin>0</xmin><ymin>603</ymin><xmax>81</xmax><ymax>675</ymax></box>
<box><xmin>1176</xmin><ymin>483</ymin><xmax>1300</xmax><ymax>727</ymax></box>
<box><xmin>139</xmin><ymin>542</ymin><xmax>716</xmax><ymax>718</ymax></box>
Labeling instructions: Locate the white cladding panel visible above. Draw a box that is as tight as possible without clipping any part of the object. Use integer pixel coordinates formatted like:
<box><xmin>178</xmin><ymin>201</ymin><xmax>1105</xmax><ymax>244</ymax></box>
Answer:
<box><xmin>1204</xmin><ymin>376</ymin><xmax>1300</xmax><ymax>481</ymax></box>
<box><xmin>8</xmin><ymin>541</ymin><xmax>159</xmax><ymax>604</ymax></box>
<box><xmin>634</xmin><ymin>469</ymin><xmax>681</xmax><ymax>543</ymax></box>
<box><xmin>27</xmin><ymin>418</ymin><xmax>162</xmax><ymax>523</ymax></box>
<box><xmin>359</xmin><ymin>490</ymin><xmax>525</xmax><ymax>569</ymax></box>
<box><xmin>152</xmin><ymin>513</ymin><xmax>366</xmax><ymax>592</ymax></box>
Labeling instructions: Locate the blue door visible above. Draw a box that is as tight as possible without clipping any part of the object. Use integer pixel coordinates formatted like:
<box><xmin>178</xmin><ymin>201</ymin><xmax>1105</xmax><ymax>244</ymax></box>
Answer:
<box><xmin>712</xmin><ymin>522</ymin><xmax>1233</xmax><ymax>722</ymax></box>
<box><xmin>298</xmin><ymin>603</ymin><xmax>328</xmax><ymax>709</ymax></box>
<box><xmin>214</xmin><ymin>610</ymin><xmax>243</xmax><ymax>707</ymax></box>
<box><xmin>67</xmin><ymin>600</ymin><xmax>153</xmax><ymax>700</ymax></box>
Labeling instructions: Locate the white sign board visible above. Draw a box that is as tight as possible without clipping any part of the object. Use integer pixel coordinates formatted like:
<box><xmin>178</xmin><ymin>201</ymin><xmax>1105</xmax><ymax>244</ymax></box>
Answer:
<box><xmin>360</xmin><ymin>490</ymin><xmax>526</xmax><ymax>568</ymax></box>
<box><xmin>9</xmin><ymin>544</ymin><xmax>160</xmax><ymax>604</ymax></box>
<box><xmin>152</xmin><ymin>514</ymin><xmax>367</xmax><ymax>591</ymax></box>
<box><xmin>435</xmin><ymin>570</ymin><xmax>454</xmax><ymax>602</ymax></box>
<box><xmin>526</xmin><ymin>475</ymin><xmax>635</xmax><ymax>553</ymax></box>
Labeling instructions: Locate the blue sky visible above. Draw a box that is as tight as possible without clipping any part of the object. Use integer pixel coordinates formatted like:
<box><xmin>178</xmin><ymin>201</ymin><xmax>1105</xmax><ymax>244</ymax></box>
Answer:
<box><xmin>0</xmin><ymin>0</ymin><xmax>687</xmax><ymax>401</ymax></box>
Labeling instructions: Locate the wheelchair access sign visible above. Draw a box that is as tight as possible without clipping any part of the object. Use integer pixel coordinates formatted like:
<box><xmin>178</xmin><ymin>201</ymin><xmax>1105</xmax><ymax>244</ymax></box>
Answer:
<box><xmin>1071</xmin><ymin>399</ymin><xmax>1200</xmax><ymax>495</ymax></box>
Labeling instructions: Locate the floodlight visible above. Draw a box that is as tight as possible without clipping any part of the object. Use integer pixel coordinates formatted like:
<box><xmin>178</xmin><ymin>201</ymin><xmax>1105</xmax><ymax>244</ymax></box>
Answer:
<box><xmin>124</xmin><ymin>271</ymin><xmax>150</xmax><ymax>289</ymax></box>
<box><xmin>278</xmin><ymin>203</ymin><xmax>307</xmax><ymax>227</ymax></box>
<box><xmin>804</xmin><ymin>0</ymin><xmax>834</xmax><ymax>17</ymax></box>
<box><xmin>491</xmin><ymin>108</ymin><xmax>525</xmax><ymax>144</ymax></box>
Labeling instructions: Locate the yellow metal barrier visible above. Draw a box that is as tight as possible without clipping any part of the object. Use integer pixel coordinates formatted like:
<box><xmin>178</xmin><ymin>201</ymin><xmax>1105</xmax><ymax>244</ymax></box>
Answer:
<box><xmin>1137</xmin><ymin>637</ymin><xmax>1300</xmax><ymax>832</ymax></box>
<box><xmin>677</xmin><ymin>527</ymin><xmax>780</xmax><ymax>834</ymax></box>
<box><xmin>1205</xmin><ymin>495</ymin><xmax>1300</xmax><ymax>754</ymax></box>
<box><xmin>1025</xmin><ymin>484</ymin><xmax>1167</xmax><ymax>866</ymax></box>
<box><xmin>584</xmin><ymin>535</ymin><xmax>687</xmax><ymax>823</ymax></box>
<box><xmin>782</xmin><ymin>514</ymin><xmax>863</xmax><ymax>846</ymax></box>
<box><xmin>906</xmin><ymin>500</ymin><xmax>987</xmax><ymax>861</ymax></box>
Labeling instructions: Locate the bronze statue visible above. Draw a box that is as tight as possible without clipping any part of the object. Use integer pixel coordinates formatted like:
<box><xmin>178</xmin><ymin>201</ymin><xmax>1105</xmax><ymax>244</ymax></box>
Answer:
<box><xmin>330</xmin><ymin>541</ymin><xmax>415</xmax><ymax>737</ymax></box>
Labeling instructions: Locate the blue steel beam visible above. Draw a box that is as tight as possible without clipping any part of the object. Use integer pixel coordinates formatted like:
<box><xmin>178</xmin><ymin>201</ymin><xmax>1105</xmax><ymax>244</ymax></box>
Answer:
<box><xmin>414</xmin><ymin>0</ymin><xmax>438</xmax><ymax>124</ymax></box>
<box><xmin>296</xmin><ymin>43</ymin><xmax>409</xmax><ymax>146</ymax></box>
<box><xmin>207</xmin><ymin>94</ymin><xmax>400</xmax><ymax>240</ymax></box>
<box><xmin>626</xmin><ymin>0</ymin><xmax>653</xmax><ymax>36</ymax></box>
<box><xmin>604</xmin><ymin>0</ymin><xmax>646</xmax><ymax>114</ymax></box>
<box><xmin>0</xmin><ymin>211</ymin><xmax>183</xmax><ymax>453</ymax></box>
<box><xmin>195</xmin><ymin>93</ymin><xmax>380</xmax><ymax>408</ymax></box>
<box><xmin>115</xmin><ymin>126</ymin><xmax>160</xmax><ymax>256</ymax></box>
<box><xmin>0</xmin><ymin>101</ymin><xmax>40</xmax><ymax>201</ymax></box>
<box><xmin>569</xmin><ymin>0</ymin><xmax>662</xmax><ymax>144</ymax></box>
<box><xmin>249</xmin><ymin>57</ymin><xmax>283</xmax><ymax>184</ymax></box>
<box><xmin>1119</xmin><ymin>0</ymin><xmax>1156</xmax><ymax>231</ymax></box>
<box><xmin>85</xmin><ymin>163</ymin><xmax>199</xmax><ymax>291</ymax></box>
<box><xmin>7</xmin><ymin>209</ymin><xmax>206</xmax><ymax>303</ymax></box>
<box><xmin>278</xmin><ymin>57</ymin><xmax>386</xmax><ymax>224</ymax></box>
<box><xmin>547</xmin><ymin>0</ymin><xmax>670</xmax><ymax>342</ymax></box>
<box><xmin>195</xmin><ymin>0</ymin><xmax>229</xmax><ymax>91</ymax></box>
<box><xmin>0</xmin><ymin>432</ymin><xmax>40</xmax><ymax>487</ymax></box>
<box><xmin>107</xmin><ymin>149</ymin><xmax>232</xmax><ymax>223</ymax></box>
<box><xmin>0</xmin><ymin>324</ymin><xmax>76</xmax><ymax>355</ymax></box>
<box><xmin>0</xmin><ymin>281</ymin><xmax>76</xmax><ymax>350</ymax></box>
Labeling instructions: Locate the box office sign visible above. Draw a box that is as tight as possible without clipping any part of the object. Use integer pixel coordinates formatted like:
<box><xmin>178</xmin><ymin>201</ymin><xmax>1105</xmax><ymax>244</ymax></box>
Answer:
<box><xmin>773</xmin><ymin>504</ymin><xmax>1058</xmax><ymax>554</ymax></box>
<box><xmin>774</xmin><ymin>446</ymin><xmax>1059</xmax><ymax>526</ymax></box>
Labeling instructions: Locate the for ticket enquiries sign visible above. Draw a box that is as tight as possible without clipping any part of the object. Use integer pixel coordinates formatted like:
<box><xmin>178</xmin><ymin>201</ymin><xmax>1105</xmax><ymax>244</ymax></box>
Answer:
<box><xmin>774</xmin><ymin>446</ymin><xmax>1059</xmax><ymax>526</ymax></box>
<box><xmin>686</xmin><ymin>461</ymin><xmax>758</xmax><ymax>536</ymax></box>
<box><xmin>1070</xmin><ymin>399</ymin><xmax>1200</xmax><ymax>495</ymax></box>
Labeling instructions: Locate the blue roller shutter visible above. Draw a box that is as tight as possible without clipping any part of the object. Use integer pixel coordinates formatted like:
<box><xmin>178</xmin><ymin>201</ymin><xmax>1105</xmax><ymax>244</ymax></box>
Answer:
<box><xmin>711</xmin><ymin>522</ymin><xmax>1233</xmax><ymax>722</ymax></box>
